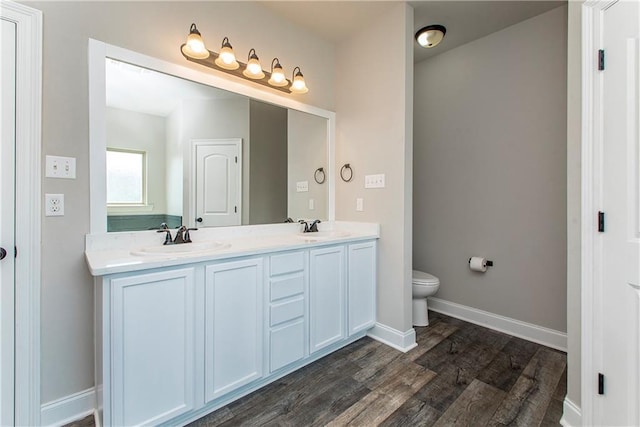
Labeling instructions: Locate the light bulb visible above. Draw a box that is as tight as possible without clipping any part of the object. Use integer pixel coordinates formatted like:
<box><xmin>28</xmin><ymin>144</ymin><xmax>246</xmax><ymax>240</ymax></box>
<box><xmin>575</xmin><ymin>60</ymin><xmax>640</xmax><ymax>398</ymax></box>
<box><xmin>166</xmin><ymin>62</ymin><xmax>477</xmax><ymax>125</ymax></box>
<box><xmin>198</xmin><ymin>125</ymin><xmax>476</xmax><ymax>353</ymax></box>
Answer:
<box><xmin>289</xmin><ymin>67</ymin><xmax>308</xmax><ymax>94</ymax></box>
<box><xmin>214</xmin><ymin>37</ymin><xmax>239</xmax><ymax>70</ymax></box>
<box><xmin>243</xmin><ymin>49</ymin><xmax>265</xmax><ymax>79</ymax></box>
<box><xmin>268</xmin><ymin>58</ymin><xmax>288</xmax><ymax>87</ymax></box>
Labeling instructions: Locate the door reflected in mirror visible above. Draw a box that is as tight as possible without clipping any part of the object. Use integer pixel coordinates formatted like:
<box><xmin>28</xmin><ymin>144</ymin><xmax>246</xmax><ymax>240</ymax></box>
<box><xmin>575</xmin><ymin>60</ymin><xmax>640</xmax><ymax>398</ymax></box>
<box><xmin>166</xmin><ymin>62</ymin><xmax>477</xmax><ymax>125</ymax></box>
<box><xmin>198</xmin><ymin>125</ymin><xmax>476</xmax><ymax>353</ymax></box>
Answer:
<box><xmin>105</xmin><ymin>59</ymin><xmax>328</xmax><ymax>232</ymax></box>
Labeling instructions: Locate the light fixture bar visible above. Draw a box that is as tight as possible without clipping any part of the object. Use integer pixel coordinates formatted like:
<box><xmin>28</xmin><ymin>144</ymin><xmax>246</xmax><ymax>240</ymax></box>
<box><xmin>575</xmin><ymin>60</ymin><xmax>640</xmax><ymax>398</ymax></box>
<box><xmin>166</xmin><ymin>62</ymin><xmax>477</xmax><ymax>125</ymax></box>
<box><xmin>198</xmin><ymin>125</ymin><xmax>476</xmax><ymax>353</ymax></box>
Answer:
<box><xmin>181</xmin><ymin>45</ymin><xmax>292</xmax><ymax>93</ymax></box>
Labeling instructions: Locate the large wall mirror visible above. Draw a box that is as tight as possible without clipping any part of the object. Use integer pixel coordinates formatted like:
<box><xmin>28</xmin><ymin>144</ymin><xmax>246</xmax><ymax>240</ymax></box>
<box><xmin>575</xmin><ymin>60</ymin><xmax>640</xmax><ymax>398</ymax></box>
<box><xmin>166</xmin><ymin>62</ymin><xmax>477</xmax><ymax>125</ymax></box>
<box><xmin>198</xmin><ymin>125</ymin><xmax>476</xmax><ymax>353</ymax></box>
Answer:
<box><xmin>89</xmin><ymin>40</ymin><xmax>335</xmax><ymax>233</ymax></box>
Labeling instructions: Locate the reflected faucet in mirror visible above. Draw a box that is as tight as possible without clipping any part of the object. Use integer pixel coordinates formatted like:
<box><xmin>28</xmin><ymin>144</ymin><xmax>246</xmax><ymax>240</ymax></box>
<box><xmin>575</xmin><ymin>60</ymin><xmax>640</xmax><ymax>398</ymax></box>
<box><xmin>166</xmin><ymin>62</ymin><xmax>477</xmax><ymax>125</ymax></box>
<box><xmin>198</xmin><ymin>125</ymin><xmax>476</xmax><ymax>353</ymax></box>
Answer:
<box><xmin>156</xmin><ymin>223</ymin><xmax>198</xmax><ymax>245</ymax></box>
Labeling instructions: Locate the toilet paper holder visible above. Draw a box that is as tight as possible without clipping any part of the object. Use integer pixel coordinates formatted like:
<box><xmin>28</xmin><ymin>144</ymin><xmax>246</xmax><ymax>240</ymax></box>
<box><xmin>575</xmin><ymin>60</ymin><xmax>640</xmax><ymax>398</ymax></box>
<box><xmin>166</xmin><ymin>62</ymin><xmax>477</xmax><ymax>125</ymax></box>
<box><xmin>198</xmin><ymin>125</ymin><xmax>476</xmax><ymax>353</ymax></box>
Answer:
<box><xmin>468</xmin><ymin>258</ymin><xmax>494</xmax><ymax>267</ymax></box>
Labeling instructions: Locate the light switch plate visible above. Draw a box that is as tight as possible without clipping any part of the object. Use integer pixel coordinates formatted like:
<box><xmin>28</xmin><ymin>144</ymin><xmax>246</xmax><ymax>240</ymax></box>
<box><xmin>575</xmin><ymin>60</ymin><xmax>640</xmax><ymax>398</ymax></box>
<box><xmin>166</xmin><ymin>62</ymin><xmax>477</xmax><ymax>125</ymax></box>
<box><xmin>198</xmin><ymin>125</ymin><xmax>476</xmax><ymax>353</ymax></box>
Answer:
<box><xmin>364</xmin><ymin>174</ymin><xmax>385</xmax><ymax>189</ymax></box>
<box><xmin>296</xmin><ymin>181</ymin><xmax>309</xmax><ymax>192</ymax></box>
<box><xmin>46</xmin><ymin>155</ymin><xmax>76</xmax><ymax>179</ymax></box>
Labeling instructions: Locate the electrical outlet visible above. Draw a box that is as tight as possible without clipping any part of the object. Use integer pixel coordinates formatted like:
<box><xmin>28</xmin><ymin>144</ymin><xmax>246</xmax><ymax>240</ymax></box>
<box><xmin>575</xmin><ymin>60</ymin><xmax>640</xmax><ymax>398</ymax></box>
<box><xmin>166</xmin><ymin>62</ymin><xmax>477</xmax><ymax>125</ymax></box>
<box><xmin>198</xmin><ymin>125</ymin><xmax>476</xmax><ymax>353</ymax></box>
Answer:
<box><xmin>46</xmin><ymin>155</ymin><xmax>76</xmax><ymax>179</ymax></box>
<box><xmin>356</xmin><ymin>198</ymin><xmax>364</xmax><ymax>211</ymax></box>
<box><xmin>45</xmin><ymin>194</ymin><xmax>64</xmax><ymax>216</ymax></box>
<box><xmin>309</xmin><ymin>198</ymin><xmax>315</xmax><ymax>210</ymax></box>
<box><xmin>364</xmin><ymin>174</ymin><xmax>385</xmax><ymax>189</ymax></box>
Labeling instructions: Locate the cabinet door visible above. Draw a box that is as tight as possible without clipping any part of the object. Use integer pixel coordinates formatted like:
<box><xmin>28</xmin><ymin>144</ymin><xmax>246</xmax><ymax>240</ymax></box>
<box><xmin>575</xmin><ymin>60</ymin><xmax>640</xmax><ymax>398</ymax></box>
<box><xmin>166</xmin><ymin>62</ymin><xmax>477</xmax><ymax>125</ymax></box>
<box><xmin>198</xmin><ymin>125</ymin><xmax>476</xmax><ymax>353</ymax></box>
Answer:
<box><xmin>309</xmin><ymin>246</ymin><xmax>346</xmax><ymax>353</ymax></box>
<box><xmin>111</xmin><ymin>268</ymin><xmax>196</xmax><ymax>426</ymax></box>
<box><xmin>348</xmin><ymin>241</ymin><xmax>377</xmax><ymax>335</ymax></box>
<box><xmin>205</xmin><ymin>258</ymin><xmax>263</xmax><ymax>402</ymax></box>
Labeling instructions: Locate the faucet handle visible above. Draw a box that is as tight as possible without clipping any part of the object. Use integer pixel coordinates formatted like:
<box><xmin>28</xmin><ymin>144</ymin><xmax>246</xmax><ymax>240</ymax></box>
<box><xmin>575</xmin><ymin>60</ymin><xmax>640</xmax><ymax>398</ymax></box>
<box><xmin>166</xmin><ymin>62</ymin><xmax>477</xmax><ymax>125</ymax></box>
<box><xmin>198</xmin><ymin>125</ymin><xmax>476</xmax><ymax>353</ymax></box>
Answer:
<box><xmin>157</xmin><ymin>228</ymin><xmax>172</xmax><ymax>245</ymax></box>
<box><xmin>298</xmin><ymin>219</ymin><xmax>310</xmax><ymax>233</ymax></box>
<box><xmin>184</xmin><ymin>227</ymin><xmax>197</xmax><ymax>243</ymax></box>
<box><xmin>309</xmin><ymin>219</ymin><xmax>321</xmax><ymax>232</ymax></box>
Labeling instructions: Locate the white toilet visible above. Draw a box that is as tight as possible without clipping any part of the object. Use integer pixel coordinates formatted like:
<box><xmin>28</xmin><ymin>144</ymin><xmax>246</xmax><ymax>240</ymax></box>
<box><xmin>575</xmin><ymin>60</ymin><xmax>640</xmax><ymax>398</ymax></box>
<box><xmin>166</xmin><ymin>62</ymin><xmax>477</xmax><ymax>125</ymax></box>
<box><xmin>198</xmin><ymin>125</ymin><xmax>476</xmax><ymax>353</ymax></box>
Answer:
<box><xmin>412</xmin><ymin>270</ymin><xmax>440</xmax><ymax>326</ymax></box>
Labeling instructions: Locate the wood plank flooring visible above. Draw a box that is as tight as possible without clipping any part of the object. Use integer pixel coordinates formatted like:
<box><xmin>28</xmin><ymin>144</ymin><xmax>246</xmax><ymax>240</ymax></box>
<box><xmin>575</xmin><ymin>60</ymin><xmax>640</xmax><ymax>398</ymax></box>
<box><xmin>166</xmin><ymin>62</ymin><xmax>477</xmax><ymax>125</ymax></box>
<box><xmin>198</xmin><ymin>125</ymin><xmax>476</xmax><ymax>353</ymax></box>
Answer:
<box><xmin>67</xmin><ymin>311</ymin><xmax>566</xmax><ymax>427</ymax></box>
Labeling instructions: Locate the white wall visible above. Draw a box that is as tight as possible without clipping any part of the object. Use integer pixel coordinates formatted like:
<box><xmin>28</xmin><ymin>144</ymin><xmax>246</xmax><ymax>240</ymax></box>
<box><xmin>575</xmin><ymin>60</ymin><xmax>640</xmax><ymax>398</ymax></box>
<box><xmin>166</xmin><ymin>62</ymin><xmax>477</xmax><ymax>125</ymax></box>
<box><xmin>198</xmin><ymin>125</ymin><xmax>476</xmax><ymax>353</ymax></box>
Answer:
<box><xmin>28</xmin><ymin>0</ymin><xmax>335</xmax><ymax>404</ymax></box>
<box><xmin>566</xmin><ymin>0</ymin><xmax>582</xmax><ymax>410</ymax></box>
<box><xmin>413</xmin><ymin>7</ymin><xmax>568</xmax><ymax>332</ymax></box>
<box><xmin>105</xmin><ymin>107</ymin><xmax>167</xmax><ymax>215</ymax></box>
<box><xmin>288</xmin><ymin>109</ymin><xmax>328</xmax><ymax>221</ymax></box>
<box><xmin>335</xmin><ymin>3</ymin><xmax>414</xmax><ymax>334</ymax></box>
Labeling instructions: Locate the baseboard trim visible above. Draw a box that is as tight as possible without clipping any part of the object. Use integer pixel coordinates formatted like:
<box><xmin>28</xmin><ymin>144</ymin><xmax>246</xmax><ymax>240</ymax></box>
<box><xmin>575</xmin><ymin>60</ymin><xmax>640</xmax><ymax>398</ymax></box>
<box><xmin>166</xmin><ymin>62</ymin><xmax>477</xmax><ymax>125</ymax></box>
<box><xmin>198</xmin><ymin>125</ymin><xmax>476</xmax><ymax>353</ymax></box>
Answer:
<box><xmin>41</xmin><ymin>387</ymin><xmax>96</xmax><ymax>427</ymax></box>
<box><xmin>428</xmin><ymin>297</ymin><xmax>567</xmax><ymax>351</ymax></box>
<box><xmin>560</xmin><ymin>397</ymin><xmax>582</xmax><ymax>426</ymax></box>
<box><xmin>367</xmin><ymin>322</ymin><xmax>418</xmax><ymax>352</ymax></box>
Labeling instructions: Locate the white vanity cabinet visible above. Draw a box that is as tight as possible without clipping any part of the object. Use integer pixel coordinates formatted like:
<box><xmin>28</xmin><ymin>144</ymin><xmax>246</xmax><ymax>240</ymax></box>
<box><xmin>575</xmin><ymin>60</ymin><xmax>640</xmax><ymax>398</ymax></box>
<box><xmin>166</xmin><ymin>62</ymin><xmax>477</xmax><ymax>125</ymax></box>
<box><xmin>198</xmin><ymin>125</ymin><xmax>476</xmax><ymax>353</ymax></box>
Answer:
<box><xmin>309</xmin><ymin>245</ymin><xmax>346</xmax><ymax>353</ymax></box>
<box><xmin>204</xmin><ymin>258</ymin><xmax>264</xmax><ymax>402</ymax></box>
<box><xmin>105</xmin><ymin>268</ymin><xmax>197</xmax><ymax>427</ymax></box>
<box><xmin>93</xmin><ymin>237</ymin><xmax>377</xmax><ymax>427</ymax></box>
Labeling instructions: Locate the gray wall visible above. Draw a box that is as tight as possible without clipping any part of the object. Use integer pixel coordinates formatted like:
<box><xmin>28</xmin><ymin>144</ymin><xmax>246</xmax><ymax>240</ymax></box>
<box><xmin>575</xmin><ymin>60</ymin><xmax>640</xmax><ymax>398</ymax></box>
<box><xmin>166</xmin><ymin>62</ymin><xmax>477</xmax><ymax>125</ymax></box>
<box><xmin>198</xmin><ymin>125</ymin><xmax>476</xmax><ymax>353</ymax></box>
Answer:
<box><xmin>335</xmin><ymin>3</ymin><xmax>414</xmax><ymax>334</ymax></box>
<box><xmin>248</xmin><ymin>100</ymin><xmax>288</xmax><ymax>224</ymax></box>
<box><xmin>413</xmin><ymin>6</ymin><xmax>568</xmax><ymax>332</ymax></box>
<box><xmin>288</xmin><ymin>109</ymin><xmax>327</xmax><ymax>221</ymax></box>
<box><xmin>28</xmin><ymin>1</ymin><xmax>335</xmax><ymax>404</ymax></box>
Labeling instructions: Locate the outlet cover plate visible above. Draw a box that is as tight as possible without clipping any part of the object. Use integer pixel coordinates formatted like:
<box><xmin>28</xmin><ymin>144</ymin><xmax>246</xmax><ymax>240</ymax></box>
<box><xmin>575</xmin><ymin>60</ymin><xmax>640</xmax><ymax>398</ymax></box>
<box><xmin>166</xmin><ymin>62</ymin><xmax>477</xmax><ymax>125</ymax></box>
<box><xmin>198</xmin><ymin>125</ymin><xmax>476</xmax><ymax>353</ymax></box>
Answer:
<box><xmin>45</xmin><ymin>194</ymin><xmax>64</xmax><ymax>216</ymax></box>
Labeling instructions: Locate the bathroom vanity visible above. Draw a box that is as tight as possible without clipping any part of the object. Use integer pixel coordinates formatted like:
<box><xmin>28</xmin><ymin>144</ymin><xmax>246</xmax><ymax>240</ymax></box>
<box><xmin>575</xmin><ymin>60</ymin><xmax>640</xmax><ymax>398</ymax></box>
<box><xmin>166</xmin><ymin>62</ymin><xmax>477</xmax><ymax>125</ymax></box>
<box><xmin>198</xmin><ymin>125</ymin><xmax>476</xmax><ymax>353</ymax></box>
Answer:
<box><xmin>85</xmin><ymin>222</ymin><xmax>378</xmax><ymax>426</ymax></box>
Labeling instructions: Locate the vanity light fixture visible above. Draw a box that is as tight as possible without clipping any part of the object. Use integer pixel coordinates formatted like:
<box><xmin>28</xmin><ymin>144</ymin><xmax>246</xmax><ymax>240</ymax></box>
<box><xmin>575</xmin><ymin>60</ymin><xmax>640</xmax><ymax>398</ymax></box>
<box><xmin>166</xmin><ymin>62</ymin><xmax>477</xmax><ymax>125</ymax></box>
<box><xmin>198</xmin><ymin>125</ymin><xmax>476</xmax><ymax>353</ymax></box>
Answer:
<box><xmin>268</xmin><ymin>58</ymin><xmax>288</xmax><ymax>87</ymax></box>
<box><xmin>415</xmin><ymin>24</ymin><xmax>446</xmax><ymax>48</ymax></box>
<box><xmin>181</xmin><ymin>23</ymin><xmax>209</xmax><ymax>59</ymax></box>
<box><xmin>289</xmin><ymin>67</ymin><xmax>308</xmax><ymax>94</ymax></box>
<box><xmin>242</xmin><ymin>49</ymin><xmax>265</xmax><ymax>79</ymax></box>
<box><xmin>214</xmin><ymin>37</ymin><xmax>239</xmax><ymax>70</ymax></box>
<box><xmin>180</xmin><ymin>23</ymin><xmax>309</xmax><ymax>94</ymax></box>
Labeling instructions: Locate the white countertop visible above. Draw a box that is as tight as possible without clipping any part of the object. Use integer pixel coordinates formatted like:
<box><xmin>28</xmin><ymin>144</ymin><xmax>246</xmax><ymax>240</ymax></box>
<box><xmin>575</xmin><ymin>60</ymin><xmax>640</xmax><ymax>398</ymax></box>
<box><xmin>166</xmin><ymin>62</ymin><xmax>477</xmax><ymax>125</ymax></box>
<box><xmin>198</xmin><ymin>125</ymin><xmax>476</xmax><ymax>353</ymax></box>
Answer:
<box><xmin>85</xmin><ymin>221</ymin><xmax>379</xmax><ymax>276</ymax></box>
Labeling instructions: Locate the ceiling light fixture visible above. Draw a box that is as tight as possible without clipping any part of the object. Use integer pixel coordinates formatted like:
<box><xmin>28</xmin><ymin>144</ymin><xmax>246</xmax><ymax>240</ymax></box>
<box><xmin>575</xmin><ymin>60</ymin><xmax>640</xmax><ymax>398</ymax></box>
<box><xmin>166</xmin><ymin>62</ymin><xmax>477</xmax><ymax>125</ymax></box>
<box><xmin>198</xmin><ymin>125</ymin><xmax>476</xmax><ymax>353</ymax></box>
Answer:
<box><xmin>180</xmin><ymin>23</ymin><xmax>308</xmax><ymax>94</ymax></box>
<box><xmin>415</xmin><ymin>24</ymin><xmax>446</xmax><ymax>48</ymax></box>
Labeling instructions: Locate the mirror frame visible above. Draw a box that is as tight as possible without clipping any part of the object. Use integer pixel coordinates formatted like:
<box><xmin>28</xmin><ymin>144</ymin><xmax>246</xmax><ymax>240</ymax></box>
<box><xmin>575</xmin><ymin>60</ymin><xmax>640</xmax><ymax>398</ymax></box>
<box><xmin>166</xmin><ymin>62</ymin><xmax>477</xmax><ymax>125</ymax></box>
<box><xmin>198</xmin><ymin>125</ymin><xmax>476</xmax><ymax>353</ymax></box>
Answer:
<box><xmin>89</xmin><ymin>39</ymin><xmax>335</xmax><ymax>233</ymax></box>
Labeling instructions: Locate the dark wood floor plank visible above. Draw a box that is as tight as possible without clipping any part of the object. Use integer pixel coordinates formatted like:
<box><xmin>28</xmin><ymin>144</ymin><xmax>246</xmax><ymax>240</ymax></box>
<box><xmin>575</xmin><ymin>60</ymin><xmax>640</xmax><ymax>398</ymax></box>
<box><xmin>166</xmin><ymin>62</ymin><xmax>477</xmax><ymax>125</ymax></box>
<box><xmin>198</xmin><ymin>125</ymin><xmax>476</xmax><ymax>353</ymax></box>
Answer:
<box><xmin>405</xmin><ymin>321</ymin><xmax>459</xmax><ymax>362</ymax></box>
<box><xmin>187</xmin><ymin>407</ymin><xmax>234</xmax><ymax>426</ymax></box>
<box><xmin>476</xmin><ymin>336</ymin><xmax>540</xmax><ymax>392</ymax></box>
<box><xmin>433</xmin><ymin>379</ymin><xmax>506</xmax><ymax>426</ymax></box>
<box><xmin>489</xmin><ymin>347</ymin><xmax>566</xmax><ymax>427</ymax></box>
<box><xmin>378</xmin><ymin>396</ymin><xmax>442</xmax><ymax>427</ymax></box>
<box><xmin>327</xmin><ymin>364</ymin><xmax>436</xmax><ymax>426</ymax></box>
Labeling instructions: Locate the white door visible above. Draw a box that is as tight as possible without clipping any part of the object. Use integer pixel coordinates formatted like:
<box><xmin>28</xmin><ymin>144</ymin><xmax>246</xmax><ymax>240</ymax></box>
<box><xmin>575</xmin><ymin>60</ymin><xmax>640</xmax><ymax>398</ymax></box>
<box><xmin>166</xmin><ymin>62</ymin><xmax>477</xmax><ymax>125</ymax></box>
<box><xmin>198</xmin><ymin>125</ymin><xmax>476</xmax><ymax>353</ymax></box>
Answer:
<box><xmin>597</xmin><ymin>1</ymin><xmax>640</xmax><ymax>424</ymax></box>
<box><xmin>193</xmin><ymin>139</ymin><xmax>241</xmax><ymax>227</ymax></box>
<box><xmin>0</xmin><ymin>16</ymin><xmax>17</xmax><ymax>427</ymax></box>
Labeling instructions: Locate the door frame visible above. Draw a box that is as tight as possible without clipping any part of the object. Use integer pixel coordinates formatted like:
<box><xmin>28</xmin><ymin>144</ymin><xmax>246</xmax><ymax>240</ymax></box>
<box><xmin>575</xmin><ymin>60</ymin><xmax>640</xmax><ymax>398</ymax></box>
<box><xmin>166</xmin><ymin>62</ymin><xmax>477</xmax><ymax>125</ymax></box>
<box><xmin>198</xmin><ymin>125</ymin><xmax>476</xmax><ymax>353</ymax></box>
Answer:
<box><xmin>580</xmin><ymin>0</ymin><xmax>631</xmax><ymax>424</ymax></box>
<box><xmin>189</xmin><ymin>139</ymin><xmax>243</xmax><ymax>228</ymax></box>
<box><xmin>0</xmin><ymin>1</ymin><xmax>42</xmax><ymax>425</ymax></box>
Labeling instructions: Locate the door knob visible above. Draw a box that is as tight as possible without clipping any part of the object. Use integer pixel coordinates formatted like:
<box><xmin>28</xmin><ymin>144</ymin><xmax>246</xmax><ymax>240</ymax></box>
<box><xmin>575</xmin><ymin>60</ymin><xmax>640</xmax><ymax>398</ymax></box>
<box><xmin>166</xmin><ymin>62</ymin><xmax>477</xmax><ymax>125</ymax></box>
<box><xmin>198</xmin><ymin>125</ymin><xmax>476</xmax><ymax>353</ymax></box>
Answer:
<box><xmin>0</xmin><ymin>247</ymin><xmax>6</xmax><ymax>260</ymax></box>
<box><xmin>196</xmin><ymin>217</ymin><xmax>203</xmax><ymax>223</ymax></box>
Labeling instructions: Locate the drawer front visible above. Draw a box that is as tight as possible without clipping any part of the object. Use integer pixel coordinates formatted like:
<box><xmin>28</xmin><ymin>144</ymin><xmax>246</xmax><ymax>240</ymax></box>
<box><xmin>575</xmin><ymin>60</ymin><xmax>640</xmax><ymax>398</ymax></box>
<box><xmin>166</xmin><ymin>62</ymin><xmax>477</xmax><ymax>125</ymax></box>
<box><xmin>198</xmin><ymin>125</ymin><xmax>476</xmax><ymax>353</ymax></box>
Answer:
<box><xmin>270</xmin><ymin>297</ymin><xmax>304</xmax><ymax>326</ymax></box>
<box><xmin>270</xmin><ymin>274</ymin><xmax>304</xmax><ymax>301</ymax></box>
<box><xmin>270</xmin><ymin>320</ymin><xmax>305</xmax><ymax>372</ymax></box>
<box><xmin>270</xmin><ymin>251</ymin><xmax>305</xmax><ymax>276</ymax></box>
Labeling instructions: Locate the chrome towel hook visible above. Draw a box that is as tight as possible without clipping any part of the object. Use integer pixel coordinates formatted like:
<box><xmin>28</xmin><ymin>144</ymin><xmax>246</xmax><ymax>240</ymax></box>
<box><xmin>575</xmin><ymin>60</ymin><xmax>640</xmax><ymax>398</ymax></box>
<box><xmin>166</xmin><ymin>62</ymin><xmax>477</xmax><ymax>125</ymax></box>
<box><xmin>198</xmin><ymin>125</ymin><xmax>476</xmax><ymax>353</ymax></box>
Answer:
<box><xmin>340</xmin><ymin>163</ymin><xmax>353</xmax><ymax>182</ymax></box>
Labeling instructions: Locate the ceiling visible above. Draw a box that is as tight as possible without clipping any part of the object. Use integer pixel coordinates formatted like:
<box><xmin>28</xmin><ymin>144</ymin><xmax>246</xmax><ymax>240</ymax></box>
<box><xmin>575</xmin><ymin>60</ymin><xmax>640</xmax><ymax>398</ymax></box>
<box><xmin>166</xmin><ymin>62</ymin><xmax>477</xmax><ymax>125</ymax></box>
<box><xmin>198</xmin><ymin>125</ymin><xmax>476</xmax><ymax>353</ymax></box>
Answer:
<box><xmin>261</xmin><ymin>1</ymin><xmax>565</xmax><ymax>64</ymax></box>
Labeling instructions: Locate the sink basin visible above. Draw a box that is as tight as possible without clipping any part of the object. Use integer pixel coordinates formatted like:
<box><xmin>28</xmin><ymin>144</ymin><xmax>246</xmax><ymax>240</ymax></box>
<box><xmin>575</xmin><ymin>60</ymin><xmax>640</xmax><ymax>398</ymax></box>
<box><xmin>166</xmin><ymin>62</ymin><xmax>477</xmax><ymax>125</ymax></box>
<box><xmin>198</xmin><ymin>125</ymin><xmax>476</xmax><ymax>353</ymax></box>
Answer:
<box><xmin>296</xmin><ymin>231</ymin><xmax>351</xmax><ymax>241</ymax></box>
<box><xmin>131</xmin><ymin>241</ymin><xmax>230</xmax><ymax>257</ymax></box>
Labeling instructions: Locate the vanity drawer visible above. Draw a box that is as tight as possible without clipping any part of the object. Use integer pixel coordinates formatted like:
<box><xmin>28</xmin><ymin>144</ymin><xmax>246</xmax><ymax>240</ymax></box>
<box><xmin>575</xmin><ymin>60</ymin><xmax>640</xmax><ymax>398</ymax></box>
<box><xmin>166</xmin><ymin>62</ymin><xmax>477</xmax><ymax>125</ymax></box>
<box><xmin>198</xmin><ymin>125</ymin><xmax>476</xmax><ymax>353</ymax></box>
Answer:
<box><xmin>270</xmin><ymin>273</ymin><xmax>304</xmax><ymax>301</ymax></box>
<box><xmin>270</xmin><ymin>319</ymin><xmax>305</xmax><ymax>372</ymax></box>
<box><xmin>270</xmin><ymin>297</ymin><xmax>304</xmax><ymax>326</ymax></box>
<box><xmin>270</xmin><ymin>251</ymin><xmax>305</xmax><ymax>276</ymax></box>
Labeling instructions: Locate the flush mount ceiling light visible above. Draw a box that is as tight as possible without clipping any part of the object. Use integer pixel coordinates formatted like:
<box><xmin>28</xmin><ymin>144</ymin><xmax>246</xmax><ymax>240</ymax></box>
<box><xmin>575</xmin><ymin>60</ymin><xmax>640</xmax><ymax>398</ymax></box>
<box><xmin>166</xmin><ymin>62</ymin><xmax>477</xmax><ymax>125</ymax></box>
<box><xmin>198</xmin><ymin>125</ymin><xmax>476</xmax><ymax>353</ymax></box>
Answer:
<box><xmin>415</xmin><ymin>24</ymin><xmax>446</xmax><ymax>48</ymax></box>
<box><xmin>180</xmin><ymin>23</ymin><xmax>308</xmax><ymax>94</ymax></box>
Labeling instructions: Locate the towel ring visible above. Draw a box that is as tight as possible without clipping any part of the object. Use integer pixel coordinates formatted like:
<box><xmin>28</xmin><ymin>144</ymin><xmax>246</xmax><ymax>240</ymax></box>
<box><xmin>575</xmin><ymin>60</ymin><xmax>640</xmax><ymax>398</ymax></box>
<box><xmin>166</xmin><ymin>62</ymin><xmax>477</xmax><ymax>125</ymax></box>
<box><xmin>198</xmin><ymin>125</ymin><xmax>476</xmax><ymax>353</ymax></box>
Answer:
<box><xmin>340</xmin><ymin>164</ymin><xmax>353</xmax><ymax>182</ymax></box>
<box><xmin>314</xmin><ymin>167</ymin><xmax>326</xmax><ymax>184</ymax></box>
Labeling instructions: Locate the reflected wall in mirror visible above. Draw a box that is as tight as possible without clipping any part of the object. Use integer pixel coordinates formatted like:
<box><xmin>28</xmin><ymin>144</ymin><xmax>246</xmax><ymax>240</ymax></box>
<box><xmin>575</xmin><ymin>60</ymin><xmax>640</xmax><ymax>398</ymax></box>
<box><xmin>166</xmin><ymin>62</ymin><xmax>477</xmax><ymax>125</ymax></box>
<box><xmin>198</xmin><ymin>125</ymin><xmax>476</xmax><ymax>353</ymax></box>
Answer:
<box><xmin>104</xmin><ymin>58</ymin><xmax>329</xmax><ymax>232</ymax></box>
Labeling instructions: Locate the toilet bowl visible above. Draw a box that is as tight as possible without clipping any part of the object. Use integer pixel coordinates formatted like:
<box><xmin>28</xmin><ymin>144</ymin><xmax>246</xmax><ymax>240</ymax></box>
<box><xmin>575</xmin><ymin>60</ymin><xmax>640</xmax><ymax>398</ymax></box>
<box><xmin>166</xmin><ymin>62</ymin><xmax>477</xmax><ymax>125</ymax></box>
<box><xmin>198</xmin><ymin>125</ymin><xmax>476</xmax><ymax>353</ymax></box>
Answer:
<box><xmin>412</xmin><ymin>270</ymin><xmax>440</xmax><ymax>326</ymax></box>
